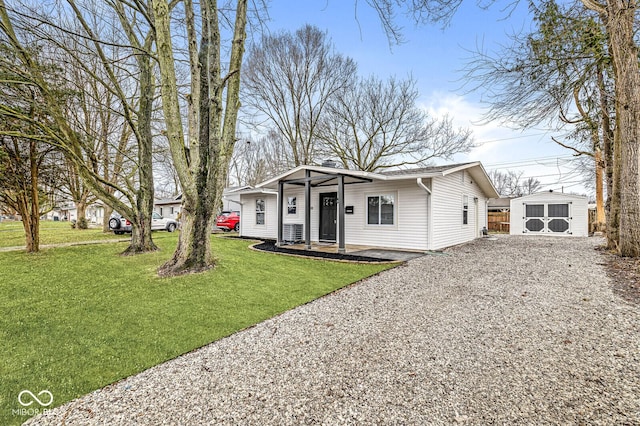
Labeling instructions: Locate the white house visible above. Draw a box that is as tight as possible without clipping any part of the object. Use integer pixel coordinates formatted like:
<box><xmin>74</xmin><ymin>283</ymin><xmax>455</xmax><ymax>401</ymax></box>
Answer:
<box><xmin>154</xmin><ymin>195</ymin><xmax>182</xmax><ymax>219</ymax></box>
<box><xmin>510</xmin><ymin>191</ymin><xmax>589</xmax><ymax>237</ymax></box>
<box><xmin>238</xmin><ymin>162</ymin><xmax>499</xmax><ymax>252</ymax></box>
<box><xmin>222</xmin><ymin>186</ymin><xmax>251</xmax><ymax>212</ymax></box>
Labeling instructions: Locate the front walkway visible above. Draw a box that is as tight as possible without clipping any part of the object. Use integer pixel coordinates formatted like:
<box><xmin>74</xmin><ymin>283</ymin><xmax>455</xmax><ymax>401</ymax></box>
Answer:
<box><xmin>28</xmin><ymin>235</ymin><xmax>640</xmax><ymax>425</ymax></box>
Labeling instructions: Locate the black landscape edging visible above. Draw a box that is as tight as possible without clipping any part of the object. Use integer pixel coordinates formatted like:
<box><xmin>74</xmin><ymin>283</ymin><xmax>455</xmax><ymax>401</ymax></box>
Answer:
<box><xmin>251</xmin><ymin>240</ymin><xmax>394</xmax><ymax>263</ymax></box>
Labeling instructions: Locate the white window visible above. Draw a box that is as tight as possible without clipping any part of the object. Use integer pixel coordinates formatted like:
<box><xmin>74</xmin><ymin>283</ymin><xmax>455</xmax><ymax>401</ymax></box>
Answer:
<box><xmin>463</xmin><ymin>195</ymin><xmax>469</xmax><ymax>225</ymax></box>
<box><xmin>256</xmin><ymin>198</ymin><xmax>265</xmax><ymax>225</ymax></box>
<box><xmin>367</xmin><ymin>195</ymin><xmax>394</xmax><ymax>225</ymax></box>
<box><xmin>287</xmin><ymin>196</ymin><xmax>297</xmax><ymax>215</ymax></box>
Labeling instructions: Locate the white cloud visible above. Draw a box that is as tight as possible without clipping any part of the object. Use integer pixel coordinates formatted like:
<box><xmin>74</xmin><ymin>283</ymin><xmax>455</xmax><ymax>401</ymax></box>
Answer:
<box><xmin>418</xmin><ymin>91</ymin><xmax>592</xmax><ymax>195</ymax></box>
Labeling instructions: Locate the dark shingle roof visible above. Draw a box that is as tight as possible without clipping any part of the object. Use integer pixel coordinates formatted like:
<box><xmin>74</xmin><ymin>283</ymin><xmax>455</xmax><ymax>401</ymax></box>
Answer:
<box><xmin>379</xmin><ymin>162</ymin><xmax>476</xmax><ymax>176</ymax></box>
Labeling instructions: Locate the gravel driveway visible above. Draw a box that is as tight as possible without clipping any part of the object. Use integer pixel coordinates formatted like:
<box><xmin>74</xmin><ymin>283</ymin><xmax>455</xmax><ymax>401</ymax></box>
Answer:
<box><xmin>28</xmin><ymin>235</ymin><xmax>640</xmax><ymax>425</ymax></box>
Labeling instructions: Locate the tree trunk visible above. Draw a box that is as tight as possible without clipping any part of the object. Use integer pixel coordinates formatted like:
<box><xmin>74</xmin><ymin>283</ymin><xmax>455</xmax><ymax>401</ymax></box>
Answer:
<box><xmin>18</xmin><ymin>195</ymin><xmax>39</xmax><ymax>253</ymax></box>
<box><xmin>598</xmin><ymin>62</ymin><xmax>615</xmax><ymax>245</ymax></box>
<box><xmin>153</xmin><ymin>0</ymin><xmax>247</xmax><ymax>276</ymax></box>
<box><xmin>606</xmin><ymin>0</ymin><xmax>640</xmax><ymax>256</ymax></box>
<box><xmin>76</xmin><ymin>198</ymin><xmax>87</xmax><ymax>229</ymax></box>
<box><xmin>23</xmin><ymin>138</ymin><xmax>40</xmax><ymax>252</ymax></box>
<box><xmin>594</xmin><ymin>148</ymin><xmax>605</xmax><ymax>231</ymax></box>
<box><xmin>157</xmin><ymin>202</ymin><xmax>214</xmax><ymax>276</ymax></box>
<box><xmin>122</xmin><ymin>219</ymin><xmax>157</xmax><ymax>255</ymax></box>
<box><xmin>123</xmin><ymin>49</ymin><xmax>158</xmax><ymax>254</ymax></box>
<box><xmin>103</xmin><ymin>204</ymin><xmax>113</xmax><ymax>233</ymax></box>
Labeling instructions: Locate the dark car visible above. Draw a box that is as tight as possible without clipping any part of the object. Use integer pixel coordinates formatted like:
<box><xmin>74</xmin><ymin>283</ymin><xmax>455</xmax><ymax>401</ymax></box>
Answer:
<box><xmin>216</xmin><ymin>210</ymin><xmax>240</xmax><ymax>232</ymax></box>
<box><xmin>109</xmin><ymin>212</ymin><xmax>178</xmax><ymax>234</ymax></box>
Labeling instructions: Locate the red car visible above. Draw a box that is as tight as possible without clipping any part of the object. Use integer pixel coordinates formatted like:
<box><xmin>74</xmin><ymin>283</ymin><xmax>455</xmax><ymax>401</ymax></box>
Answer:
<box><xmin>216</xmin><ymin>210</ymin><xmax>240</xmax><ymax>232</ymax></box>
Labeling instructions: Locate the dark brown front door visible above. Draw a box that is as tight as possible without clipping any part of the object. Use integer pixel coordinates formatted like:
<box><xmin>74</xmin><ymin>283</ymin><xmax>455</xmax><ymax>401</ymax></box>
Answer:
<box><xmin>319</xmin><ymin>192</ymin><xmax>337</xmax><ymax>241</ymax></box>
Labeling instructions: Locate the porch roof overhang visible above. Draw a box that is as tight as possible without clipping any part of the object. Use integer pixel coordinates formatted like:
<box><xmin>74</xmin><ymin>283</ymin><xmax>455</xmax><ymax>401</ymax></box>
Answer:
<box><xmin>256</xmin><ymin>165</ymin><xmax>376</xmax><ymax>189</ymax></box>
<box><xmin>255</xmin><ymin>162</ymin><xmax>499</xmax><ymax>199</ymax></box>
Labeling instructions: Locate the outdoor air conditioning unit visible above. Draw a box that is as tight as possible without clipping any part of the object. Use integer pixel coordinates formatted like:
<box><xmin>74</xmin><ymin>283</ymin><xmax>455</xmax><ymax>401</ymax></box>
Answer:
<box><xmin>283</xmin><ymin>224</ymin><xmax>304</xmax><ymax>243</ymax></box>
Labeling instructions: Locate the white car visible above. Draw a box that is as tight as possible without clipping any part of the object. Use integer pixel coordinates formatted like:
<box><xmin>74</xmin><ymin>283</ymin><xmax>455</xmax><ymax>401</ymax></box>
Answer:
<box><xmin>109</xmin><ymin>212</ymin><xmax>178</xmax><ymax>234</ymax></box>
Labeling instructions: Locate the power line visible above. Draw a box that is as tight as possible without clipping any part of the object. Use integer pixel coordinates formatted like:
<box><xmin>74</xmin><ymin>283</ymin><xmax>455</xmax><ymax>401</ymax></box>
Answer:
<box><xmin>485</xmin><ymin>155</ymin><xmax>578</xmax><ymax>168</ymax></box>
<box><xmin>473</xmin><ymin>132</ymin><xmax>550</xmax><ymax>146</ymax></box>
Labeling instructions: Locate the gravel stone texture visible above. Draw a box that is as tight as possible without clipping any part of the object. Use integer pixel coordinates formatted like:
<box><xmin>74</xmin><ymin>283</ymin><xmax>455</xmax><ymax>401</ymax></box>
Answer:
<box><xmin>27</xmin><ymin>235</ymin><xmax>640</xmax><ymax>425</ymax></box>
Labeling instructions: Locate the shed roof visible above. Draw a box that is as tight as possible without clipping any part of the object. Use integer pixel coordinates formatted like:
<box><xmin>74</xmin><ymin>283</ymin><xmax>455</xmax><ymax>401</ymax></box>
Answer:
<box><xmin>512</xmin><ymin>191</ymin><xmax>588</xmax><ymax>201</ymax></box>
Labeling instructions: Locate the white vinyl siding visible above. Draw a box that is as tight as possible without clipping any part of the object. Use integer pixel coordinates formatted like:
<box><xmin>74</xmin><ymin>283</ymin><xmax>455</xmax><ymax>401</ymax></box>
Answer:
<box><xmin>282</xmin><ymin>181</ymin><xmax>428</xmax><ymax>250</ymax></box>
<box><xmin>239</xmin><ymin>168</ymin><xmax>494</xmax><ymax>251</ymax></box>
<box><xmin>342</xmin><ymin>181</ymin><xmax>428</xmax><ymax>250</ymax></box>
<box><xmin>431</xmin><ymin>171</ymin><xmax>488</xmax><ymax>250</ymax></box>
<box><xmin>239</xmin><ymin>194</ymin><xmax>277</xmax><ymax>239</ymax></box>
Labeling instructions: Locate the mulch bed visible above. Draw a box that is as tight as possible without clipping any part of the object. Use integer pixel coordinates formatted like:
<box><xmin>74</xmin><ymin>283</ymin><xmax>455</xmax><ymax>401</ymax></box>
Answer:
<box><xmin>252</xmin><ymin>240</ymin><xmax>394</xmax><ymax>263</ymax></box>
<box><xmin>599</xmin><ymin>246</ymin><xmax>640</xmax><ymax>306</ymax></box>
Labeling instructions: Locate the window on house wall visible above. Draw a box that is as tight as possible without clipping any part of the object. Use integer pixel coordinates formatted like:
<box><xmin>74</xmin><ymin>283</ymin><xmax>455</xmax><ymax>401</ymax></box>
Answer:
<box><xmin>287</xmin><ymin>196</ymin><xmax>297</xmax><ymax>215</ymax></box>
<box><xmin>256</xmin><ymin>198</ymin><xmax>265</xmax><ymax>225</ymax></box>
<box><xmin>463</xmin><ymin>196</ymin><xmax>469</xmax><ymax>225</ymax></box>
<box><xmin>171</xmin><ymin>207</ymin><xmax>174</xmax><ymax>215</ymax></box>
<box><xmin>367</xmin><ymin>195</ymin><xmax>394</xmax><ymax>225</ymax></box>
<box><xmin>160</xmin><ymin>207</ymin><xmax>163</xmax><ymax>217</ymax></box>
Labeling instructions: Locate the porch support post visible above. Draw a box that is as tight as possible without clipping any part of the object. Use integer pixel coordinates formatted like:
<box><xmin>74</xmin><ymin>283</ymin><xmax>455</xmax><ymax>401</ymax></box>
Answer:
<box><xmin>338</xmin><ymin>174</ymin><xmax>345</xmax><ymax>254</ymax></box>
<box><xmin>277</xmin><ymin>181</ymin><xmax>283</xmax><ymax>247</ymax></box>
<box><xmin>305</xmin><ymin>169</ymin><xmax>311</xmax><ymax>250</ymax></box>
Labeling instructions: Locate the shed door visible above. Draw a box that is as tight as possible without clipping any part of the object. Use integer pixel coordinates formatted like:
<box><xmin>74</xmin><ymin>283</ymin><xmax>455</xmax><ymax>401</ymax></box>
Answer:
<box><xmin>523</xmin><ymin>203</ymin><xmax>571</xmax><ymax>234</ymax></box>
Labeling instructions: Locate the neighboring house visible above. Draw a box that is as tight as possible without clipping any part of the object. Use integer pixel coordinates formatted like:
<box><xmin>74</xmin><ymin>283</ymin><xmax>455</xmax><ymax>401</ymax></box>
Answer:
<box><xmin>153</xmin><ymin>187</ymin><xmax>251</xmax><ymax>220</ymax></box>
<box><xmin>46</xmin><ymin>202</ymin><xmax>105</xmax><ymax>223</ymax></box>
<box><xmin>222</xmin><ymin>186</ymin><xmax>251</xmax><ymax>212</ymax></box>
<box><xmin>487</xmin><ymin>197</ymin><xmax>512</xmax><ymax>233</ymax></box>
<box><xmin>154</xmin><ymin>195</ymin><xmax>182</xmax><ymax>220</ymax></box>
<box><xmin>238</xmin><ymin>162</ymin><xmax>499</xmax><ymax>252</ymax></box>
<box><xmin>86</xmin><ymin>203</ymin><xmax>105</xmax><ymax>224</ymax></box>
<box><xmin>510</xmin><ymin>191</ymin><xmax>588</xmax><ymax>237</ymax></box>
<box><xmin>488</xmin><ymin>197</ymin><xmax>512</xmax><ymax>212</ymax></box>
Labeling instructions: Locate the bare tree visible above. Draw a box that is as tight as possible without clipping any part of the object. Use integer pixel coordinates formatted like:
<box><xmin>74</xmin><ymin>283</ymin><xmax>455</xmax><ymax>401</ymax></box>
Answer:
<box><xmin>228</xmin><ymin>131</ymin><xmax>291</xmax><ymax>186</ymax></box>
<box><xmin>521</xmin><ymin>176</ymin><xmax>542</xmax><ymax>195</ymax></box>
<box><xmin>363</xmin><ymin>0</ymin><xmax>639</xmax><ymax>255</ymax></box>
<box><xmin>317</xmin><ymin>75</ymin><xmax>473</xmax><ymax>172</ymax></box>
<box><xmin>0</xmin><ymin>0</ymin><xmax>159</xmax><ymax>253</ymax></box>
<box><xmin>151</xmin><ymin>0</ymin><xmax>268</xmax><ymax>275</ymax></box>
<box><xmin>0</xmin><ymin>134</ymin><xmax>60</xmax><ymax>251</ymax></box>
<box><xmin>464</xmin><ymin>0</ymin><xmax>613</xmax><ymax>237</ymax></box>
<box><xmin>489</xmin><ymin>170</ymin><xmax>541</xmax><ymax>197</ymax></box>
<box><xmin>243</xmin><ymin>24</ymin><xmax>357</xmax><ymax>166</ymax></box>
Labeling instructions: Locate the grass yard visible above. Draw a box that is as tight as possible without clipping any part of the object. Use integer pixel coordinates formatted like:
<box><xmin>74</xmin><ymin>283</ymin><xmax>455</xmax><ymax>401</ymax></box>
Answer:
<box><xmin>0</xmin><ymin>220</ymin><xmax>124</xmax><ymax>249</ymax></box>
<box><xmin>0</xmin><ymin>233</ymin><xmax>392</xmax><ymax>425</ymax></box>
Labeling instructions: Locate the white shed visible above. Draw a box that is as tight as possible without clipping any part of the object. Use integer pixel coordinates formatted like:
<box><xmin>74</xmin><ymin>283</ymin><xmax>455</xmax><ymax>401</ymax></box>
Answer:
<box><xmin>510</xmin><ymin>191</ymin><xmax>589</xmax><ymax>237</ymax></box>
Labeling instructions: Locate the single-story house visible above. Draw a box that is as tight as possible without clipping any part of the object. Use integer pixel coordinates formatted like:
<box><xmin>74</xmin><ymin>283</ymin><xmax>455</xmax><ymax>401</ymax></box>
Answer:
<box><xmin>510</xmin><ymin>191</ymin><xmax>588</xmax><ymax>236</ymax></box>
<box><xmin>222</xmin><ymin>186</ymin><xmax>251</xmax><ymax>212</ymax></box>
<box><xmin>48</xmin><ymin>202</ymin><xmax>105</xmax><ymax>223</ymax></box>
<box><xmin>154</xmin><ymin>195</ymin><xmax>182</xmax><ymax>220</ymax></box>
<box><xmin>238</xmin><ymin>162</ymin><xmax>499</xmax><ymax>252</ymax></box>
<box><xmin>153</xmin><ymin>187</ymin><xmax>251</xmax><ymax>220</ymax></box>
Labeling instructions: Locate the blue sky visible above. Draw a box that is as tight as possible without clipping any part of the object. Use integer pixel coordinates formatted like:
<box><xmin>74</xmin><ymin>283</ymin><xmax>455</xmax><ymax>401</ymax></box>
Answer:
<box><xmin>262</xmin><ymin>1</ymin><xmax>590</xmax><ymax>196</ymax></box>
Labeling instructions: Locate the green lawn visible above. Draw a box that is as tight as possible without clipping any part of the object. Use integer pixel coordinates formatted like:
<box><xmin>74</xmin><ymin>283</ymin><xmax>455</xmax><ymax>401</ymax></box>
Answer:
<box><xmin>0</xmin><ymin>233</ymin><xmax>392</xmax><ymax>425</ymax></box>
<box><xmin>0</xmin><ymin>220</ymin><xmax>124</xmax><ymax>249</ymax></box>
